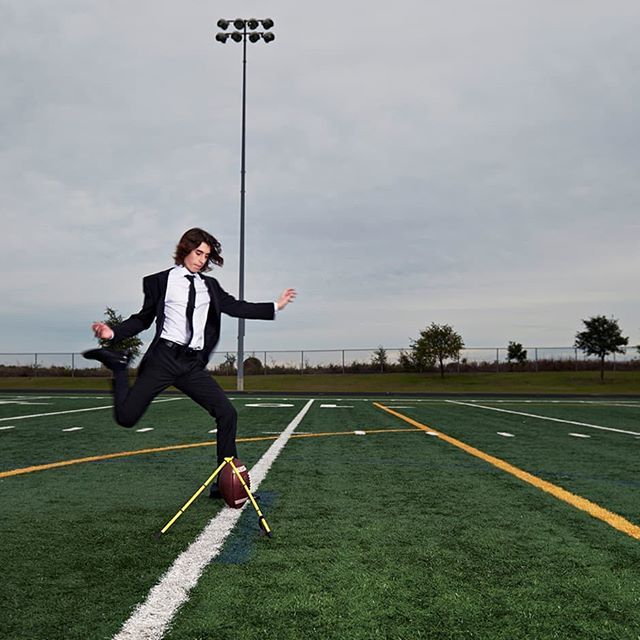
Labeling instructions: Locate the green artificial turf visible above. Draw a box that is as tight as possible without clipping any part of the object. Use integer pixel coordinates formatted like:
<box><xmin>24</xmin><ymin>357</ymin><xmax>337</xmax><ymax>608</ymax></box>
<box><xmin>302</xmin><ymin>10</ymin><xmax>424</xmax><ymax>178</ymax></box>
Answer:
<box><xmin>165</xmin><ymin>402</ymin><xmax>640</xmax><ymax>639</ymax></box>
<box><xmin>1</xmin><ymin>396</ymin><xmax>639</xmax><ymax>639</ymax></box>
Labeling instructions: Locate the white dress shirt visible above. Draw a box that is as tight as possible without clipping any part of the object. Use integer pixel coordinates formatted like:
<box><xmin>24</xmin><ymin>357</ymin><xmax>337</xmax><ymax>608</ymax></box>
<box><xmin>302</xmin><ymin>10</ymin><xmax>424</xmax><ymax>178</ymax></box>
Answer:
<box><xmin>160</xmin><ymin>266</ymin><xmax>210</xmax><ymax>349</ymax></box>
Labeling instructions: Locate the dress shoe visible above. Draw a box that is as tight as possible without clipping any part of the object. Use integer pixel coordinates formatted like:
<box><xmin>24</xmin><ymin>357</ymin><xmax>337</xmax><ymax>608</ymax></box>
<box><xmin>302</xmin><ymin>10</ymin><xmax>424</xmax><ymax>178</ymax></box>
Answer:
<box><xmin>82</xmin><ymin>348</ymin><xmax>132</xmax><ymax>371</ymax></box>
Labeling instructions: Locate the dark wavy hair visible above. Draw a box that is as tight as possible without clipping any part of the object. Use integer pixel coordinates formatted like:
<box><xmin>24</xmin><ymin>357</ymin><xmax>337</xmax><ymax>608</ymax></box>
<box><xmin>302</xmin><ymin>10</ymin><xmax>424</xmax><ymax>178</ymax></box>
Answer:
<box><xmin>173</xmin><ymin>228</ymin><xmax>223</xmax><ymax>272</ymax></box>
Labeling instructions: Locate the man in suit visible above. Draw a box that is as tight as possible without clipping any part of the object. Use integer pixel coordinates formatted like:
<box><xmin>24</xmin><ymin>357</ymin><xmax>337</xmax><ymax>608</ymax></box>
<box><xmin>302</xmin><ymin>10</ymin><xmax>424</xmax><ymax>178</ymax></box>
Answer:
<box><xmin>84</xmin><ymin>227</ymin><xmax>296</xmax><ymax>487</ymax></box>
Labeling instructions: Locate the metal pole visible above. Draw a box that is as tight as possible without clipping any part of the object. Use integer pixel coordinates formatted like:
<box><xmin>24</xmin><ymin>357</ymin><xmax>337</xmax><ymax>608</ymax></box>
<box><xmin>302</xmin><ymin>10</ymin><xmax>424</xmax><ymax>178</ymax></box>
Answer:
<box><xmin>237</xmin><ymin>25</ymin><xmax>248</xmax><ymax>392</ymax></box>
<box><xmin>71</xmin><ymin>352</ymin><xmax>75</xmax><ymax>378</ymax></box>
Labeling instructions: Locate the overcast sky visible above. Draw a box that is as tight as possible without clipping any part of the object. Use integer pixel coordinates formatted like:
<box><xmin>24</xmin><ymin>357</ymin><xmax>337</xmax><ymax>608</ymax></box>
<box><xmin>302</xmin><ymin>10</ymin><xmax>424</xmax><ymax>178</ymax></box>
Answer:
<box><xmin>1</xmin><ymin>0</ymin><xmax>639</xmax><ymax>357</ymax></box>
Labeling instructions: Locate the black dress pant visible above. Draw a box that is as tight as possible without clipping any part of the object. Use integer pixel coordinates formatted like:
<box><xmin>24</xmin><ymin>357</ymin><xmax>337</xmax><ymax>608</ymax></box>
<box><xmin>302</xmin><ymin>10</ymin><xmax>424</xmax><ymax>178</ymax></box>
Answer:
<box><xmin>112</xmin><ymin>341</ymin><xmax>237</xmax><ymax>463</ymax></box>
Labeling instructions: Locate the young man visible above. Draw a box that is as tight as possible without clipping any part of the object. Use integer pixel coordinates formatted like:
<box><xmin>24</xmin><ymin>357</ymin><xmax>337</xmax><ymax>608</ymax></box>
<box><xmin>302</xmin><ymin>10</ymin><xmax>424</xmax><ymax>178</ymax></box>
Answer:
<box><xmin>84</xmin><ymin>227</ymin><xmax>296</xmax><ymax>496</ymax></box>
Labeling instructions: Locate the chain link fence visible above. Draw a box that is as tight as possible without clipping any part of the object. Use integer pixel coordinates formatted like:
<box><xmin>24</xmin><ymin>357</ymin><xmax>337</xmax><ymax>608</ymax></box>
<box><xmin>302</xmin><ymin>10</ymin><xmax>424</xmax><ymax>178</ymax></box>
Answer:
<box><xmin>0</xmin><ymin>346</ymin><xmax>638</xmax><ymax>377</ymax></box>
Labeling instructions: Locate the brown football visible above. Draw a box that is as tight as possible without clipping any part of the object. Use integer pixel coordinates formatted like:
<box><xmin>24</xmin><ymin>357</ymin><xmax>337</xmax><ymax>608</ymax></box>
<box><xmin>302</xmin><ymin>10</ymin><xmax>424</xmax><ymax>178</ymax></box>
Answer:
<box><xmin>218</xmin><ymin>458</ymin><xmax>251</xmax><ymax>509</ymax></box>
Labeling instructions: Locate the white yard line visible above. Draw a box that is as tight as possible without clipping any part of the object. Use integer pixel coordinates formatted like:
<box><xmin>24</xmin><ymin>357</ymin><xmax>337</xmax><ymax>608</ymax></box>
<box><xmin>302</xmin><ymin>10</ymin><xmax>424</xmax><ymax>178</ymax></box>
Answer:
<box><xmin>0</xmin><ymin>397</ymin><xmax>184</xmax><ymax>423</ymax></box>
<box><xmin>446</xmin><ymin>400</ymin><xmax>640</xmax><ymax>436</ymax></box>
<box><xmin>112</xmin><ymin>399</ymin><xmax>315</xmax><ymax>640</ymax></box>
<box><xmin>244</xmin><ymin>403</ymin><xmax>294</xmax><ymax>408</ymax></box>
<box><xmin>475</xmin><ymin>400</ymin><xmax>640</xmax><ymax>408</ymax></box>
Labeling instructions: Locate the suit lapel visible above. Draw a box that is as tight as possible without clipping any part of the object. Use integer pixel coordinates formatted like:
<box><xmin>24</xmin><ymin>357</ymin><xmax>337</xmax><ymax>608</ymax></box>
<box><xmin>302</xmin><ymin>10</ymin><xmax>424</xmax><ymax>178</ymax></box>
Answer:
<box><xmin>203</xmin><ymin>276</ymin><xmax>220</xmax><ymax>316</ymax></box>
<box><xmin>150</xmin><ymin>269</ymin><xmax>172</xmax><ymax>342</ymax></box>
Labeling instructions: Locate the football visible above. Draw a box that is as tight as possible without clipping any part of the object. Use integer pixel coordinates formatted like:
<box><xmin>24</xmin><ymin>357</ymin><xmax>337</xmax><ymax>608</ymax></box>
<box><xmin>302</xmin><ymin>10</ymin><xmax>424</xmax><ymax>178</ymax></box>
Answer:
<box><xmin>218</xmin><ymin>458</ymin><xmax>251</xmax><ymax>509</ymax></box>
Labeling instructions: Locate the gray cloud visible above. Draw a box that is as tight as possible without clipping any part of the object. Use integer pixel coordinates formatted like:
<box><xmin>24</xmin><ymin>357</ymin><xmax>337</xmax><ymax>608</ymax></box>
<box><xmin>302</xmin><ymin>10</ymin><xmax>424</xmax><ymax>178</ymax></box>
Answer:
<box><xmin>1</xmin><ymin>0</ymin><xmax>639</xmax><ymax>355</ymax></box>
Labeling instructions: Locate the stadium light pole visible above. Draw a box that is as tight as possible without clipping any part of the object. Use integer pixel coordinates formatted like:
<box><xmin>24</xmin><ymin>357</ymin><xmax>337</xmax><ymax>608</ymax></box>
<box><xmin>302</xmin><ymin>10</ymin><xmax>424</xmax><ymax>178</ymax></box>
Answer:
<box><xmin>215</xmin><ymin>18</ymin><xmax>275</xmax><ymax>392</ymax></box>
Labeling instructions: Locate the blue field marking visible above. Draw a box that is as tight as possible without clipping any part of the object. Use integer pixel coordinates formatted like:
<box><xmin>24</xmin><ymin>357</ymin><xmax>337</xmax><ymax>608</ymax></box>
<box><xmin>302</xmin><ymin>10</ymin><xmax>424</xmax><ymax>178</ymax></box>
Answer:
<box><xmin>216</xmin><ymin>491</ymin><xmax>278</xmax><ymax>565</ymax></box>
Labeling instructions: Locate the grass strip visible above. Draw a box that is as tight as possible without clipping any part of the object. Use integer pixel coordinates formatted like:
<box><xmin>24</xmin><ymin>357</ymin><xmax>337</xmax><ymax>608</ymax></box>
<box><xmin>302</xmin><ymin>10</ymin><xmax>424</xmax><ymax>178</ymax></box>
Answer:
<box><xmin>3</xmin><ymin>370</ymin><xmax>640</xmax><ymax>394</ymax></box>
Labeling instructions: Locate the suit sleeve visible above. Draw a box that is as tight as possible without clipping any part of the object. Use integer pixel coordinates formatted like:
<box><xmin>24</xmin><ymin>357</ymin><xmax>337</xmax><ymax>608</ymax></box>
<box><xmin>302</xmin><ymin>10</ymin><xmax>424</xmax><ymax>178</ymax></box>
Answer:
<box><xmin>111</xmin><ymin>276</ymin><xmax>158</xmax><ymax>342</ymax></box>
<box><xmin>216</xmin><ymin>283</ymin><xmax>275</xmax><ymax>320</ymax></box>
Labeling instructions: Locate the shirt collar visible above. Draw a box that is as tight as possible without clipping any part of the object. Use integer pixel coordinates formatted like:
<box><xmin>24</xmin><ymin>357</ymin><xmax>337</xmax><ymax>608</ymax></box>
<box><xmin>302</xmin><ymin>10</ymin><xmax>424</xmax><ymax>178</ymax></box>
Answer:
<box><xmin>173</xmin><ymin>265</ymin><xmax>201</xmax><ymax>279</ymax></box>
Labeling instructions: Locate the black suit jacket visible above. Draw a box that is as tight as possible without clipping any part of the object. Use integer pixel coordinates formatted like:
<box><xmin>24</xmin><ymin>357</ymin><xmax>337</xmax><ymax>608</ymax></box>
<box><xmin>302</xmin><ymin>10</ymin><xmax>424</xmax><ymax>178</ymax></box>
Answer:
<box><xmin>111</xmin><ymin>269</ymin><xmax>275</xmax><ymax>370</ymax></box>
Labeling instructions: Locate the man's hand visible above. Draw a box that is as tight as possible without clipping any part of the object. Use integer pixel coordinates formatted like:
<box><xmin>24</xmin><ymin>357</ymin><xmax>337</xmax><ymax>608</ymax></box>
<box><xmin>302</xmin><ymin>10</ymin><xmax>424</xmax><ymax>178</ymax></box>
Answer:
<box><xmin>276</xmin><ymin>288</ymin><xmax>297</xmax><ymax>311</ymax></box>
<box><xmin>92</xmin><ymin>322</ymin><xmax>115</xmax><ymax>341</ymax></box>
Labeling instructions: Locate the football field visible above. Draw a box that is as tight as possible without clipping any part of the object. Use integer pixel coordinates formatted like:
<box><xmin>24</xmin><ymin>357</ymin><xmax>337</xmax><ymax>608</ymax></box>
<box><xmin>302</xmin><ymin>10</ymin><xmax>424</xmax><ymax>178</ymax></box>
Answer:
<box><xmin>1</xmin><ymin>393</ymin><xmax>639</xmax><ymax>639</ymax></box>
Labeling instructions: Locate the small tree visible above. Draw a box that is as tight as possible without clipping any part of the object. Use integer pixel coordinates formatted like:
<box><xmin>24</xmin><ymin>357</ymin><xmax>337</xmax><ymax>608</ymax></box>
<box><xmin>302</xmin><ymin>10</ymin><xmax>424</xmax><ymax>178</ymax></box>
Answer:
<box><xmin>398</xmin><ymin>349</ymin><xmax>418</xmax><ymax>372</ymax></box>
<box><xmin>407</xmin><ymin>336</ymin><xmax>436</xmax><ymax>373</ymax></box>
<box><xmin>506</xmin><ymin>341</ymin><xmax>528</xmax><ymax>370</ymax></box>
<box><xmin>221</xmin><ymin>352</ymin><xmax>236</xmax><ymax>376</ymax></box>
<box><xmin>574</xmin><ymin>315</ymin><xmax>628</xmax><ymax>381</ymax></box>
<box><xmin>98</xmin><ymin>307</ymin><xmax>143</xmax><ymax>362</ymax></box>
<box><xmin>413</xmin><ymin>323</ymin><xmax>464</xmax><ymax>378</ymax></box>
<box><xmin>244</xmin><ymin>356</ymin><xmax>264</xmax><ymax>375</ymax></box>
<box><xmin>371</xmin><ymin>346</ymin><xmax>388</xmax><ymax>373</ymax></box>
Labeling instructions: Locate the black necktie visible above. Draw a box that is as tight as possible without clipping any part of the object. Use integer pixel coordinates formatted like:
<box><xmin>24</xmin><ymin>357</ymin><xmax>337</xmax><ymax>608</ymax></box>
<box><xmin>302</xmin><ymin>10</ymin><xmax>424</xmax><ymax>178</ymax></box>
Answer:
<box><xmin>185</xmin><ymin>275</ymin><xmax>196</xmax><ymax>346</ymax></box>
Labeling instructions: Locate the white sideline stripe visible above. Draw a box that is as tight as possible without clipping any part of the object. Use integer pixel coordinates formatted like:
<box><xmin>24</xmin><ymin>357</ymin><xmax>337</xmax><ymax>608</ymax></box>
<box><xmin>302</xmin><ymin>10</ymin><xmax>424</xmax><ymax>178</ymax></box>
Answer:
<box><xmin>62</xmin><ymin>427</ymin><xmax>83</xmax><ymax>432</ymax></box>
<box><xmin>446</xmin><ymin>400</ymin><xmax>640</xmax><ymax>436</ymax></box>
<box><xmin>112</xmin><ymin>399</ymin><xmax>315</xmax><ymax>640</ymax></box>
<box><xmin>497</xmin><ymin>432</ymin><xmax>515</xmax><ymax>437</ymax></box>
<box><xmin>136</xmin><ymin>428</ymin><xmax>154</xmax><ymax>433</ymax></box>
<box><xmin>569</xmin><ymin>433</ymin><xmax>591</xmax><ymax>438</ymax></box>
<box><xmin>0</xmin><ymin>397</ymin><xmax>184</xmax><ymax>423</ymax></box>
<box><xmin>0</xmin><ymin>426</ymin><xmax>15</xmax><ymax>430</ymax></box>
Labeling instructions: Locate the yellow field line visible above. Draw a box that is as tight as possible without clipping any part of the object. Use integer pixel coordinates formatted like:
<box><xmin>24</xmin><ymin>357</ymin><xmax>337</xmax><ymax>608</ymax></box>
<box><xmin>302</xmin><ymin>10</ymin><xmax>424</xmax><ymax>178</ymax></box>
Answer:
<box><xmin>0</xmin><ymin>427</ymin><xmax>416</xmax><ymax>479</ymax></box>
<box><xmin>374</xmin><ymin>402</ymin><xmax>640</xmax><ymax>541</ymax></box>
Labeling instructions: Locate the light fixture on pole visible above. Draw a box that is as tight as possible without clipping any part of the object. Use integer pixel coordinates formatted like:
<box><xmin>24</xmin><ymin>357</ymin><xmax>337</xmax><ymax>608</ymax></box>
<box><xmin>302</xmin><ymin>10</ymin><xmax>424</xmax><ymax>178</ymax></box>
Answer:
<box><xmin>215</xmin><ymin>18</ymin><xmax>275</xmax><ymax>392</ymax></box>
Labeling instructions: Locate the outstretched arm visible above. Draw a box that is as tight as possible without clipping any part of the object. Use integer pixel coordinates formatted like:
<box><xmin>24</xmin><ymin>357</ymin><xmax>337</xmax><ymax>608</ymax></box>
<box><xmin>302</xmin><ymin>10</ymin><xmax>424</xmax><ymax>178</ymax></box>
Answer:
<box><xmin>217</xmin><ymin>285</ymin><xmax>297</xmax><ymax>319</ymax></box>
<box><xmin>276</xmin><ymin>288</ymin><xmax>297</xmax><ymax>311</ymax></box>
